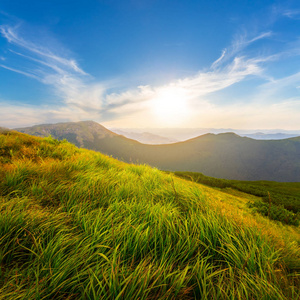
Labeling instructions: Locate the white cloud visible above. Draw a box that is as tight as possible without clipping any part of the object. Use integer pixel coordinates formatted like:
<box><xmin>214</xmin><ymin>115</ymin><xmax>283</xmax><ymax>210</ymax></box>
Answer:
<box><xmin>0</xmin><ymin>25</ymin><xmax>86</xmax><ymax>74</ymax></box>
<box><xmin>253</xmin><ymin>71</ymin><xmax>300</xmax><ymax>104</ymax></box>
<box><xmin>0</xmin><ymin>63</ymin><xmax>39</xmax><ymax>79</ymax></box>
<box><xmin>0</xmin><ymin>22</ymin><xmax>300</xmax><ymax>129</ymax></box>
<box><xmin>211</xmin><ymin>31</ymin><xmax>273</xmax><ymax>68</ymax></box>
<box><xmin>283</xmin><ymin>9</ymin><xmax>300</xmax><ymax>20</ymax></box>
<box><xmin>0</xmin><ymin>25</ymin><xmax>270</xmax><ymax>125</ymax></box>
<box><xmin>211</xmin><ymin>49</ymin><xmax>227</xmax><ymax>69</ymax></box>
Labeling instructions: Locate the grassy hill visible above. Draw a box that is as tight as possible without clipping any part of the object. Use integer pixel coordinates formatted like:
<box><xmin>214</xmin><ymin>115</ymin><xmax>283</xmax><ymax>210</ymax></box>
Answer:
<box><xmin>0</xmin><ymin>127</ymin><xmax>10</xmax><ymax>133</ymax></box>
<box><xmin>15</xmin><ymin>121</ymin><xmax>300</xmax><ymax>182</ymax></box>
<box><xmin>0</xmin><ymin>130</ymin><xmax>299</xmax><ymax>299</ymax></box>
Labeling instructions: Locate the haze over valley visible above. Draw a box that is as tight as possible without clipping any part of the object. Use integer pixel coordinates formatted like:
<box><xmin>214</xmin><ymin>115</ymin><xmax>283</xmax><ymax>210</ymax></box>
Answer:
<box><xmin>109</xmin><ymin>127</ymin><xmax>300</xmax><ymax>143</ymax></box>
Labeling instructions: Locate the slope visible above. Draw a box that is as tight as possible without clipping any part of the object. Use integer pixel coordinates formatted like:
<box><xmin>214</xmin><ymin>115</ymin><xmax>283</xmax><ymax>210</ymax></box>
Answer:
<box><xmin>0</xmin><ymin>127</ymin><xmax>10</xmax><ymax>133</ymax></box>
<box><xmin>0</xmin><ymin>130</ymin><xmax>299</xmax><ymax>299</ymax></box>
<box><xmin>173</xmin><ymin>171</ymin><xmax>300</xmax><ymax>225</ymax></box>
<box><xmin>15</xmin><ymin>121</ymin><xmax>300</xmax><ymax>182</ymax></box>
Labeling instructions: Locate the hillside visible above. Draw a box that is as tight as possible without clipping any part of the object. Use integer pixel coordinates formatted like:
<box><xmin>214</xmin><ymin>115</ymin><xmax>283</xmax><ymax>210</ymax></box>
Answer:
<box><xmin>0</xmin><ymin>127</ymin><xmax>10</xmax><ymax>133</ymax></box>
<box><xmin>173</xmin><ymin>171</ymin><xmax>300</xmax><ymax>225</ymax></box>
<box><xmin>15</xmin><ymin>121</ymin><xmax>300</xmax><ymax>182</ymax></box>
<box><xmin>0</xmin><ymin>130</ymin><xmax>299</xmax><ymax>299</ymax></box>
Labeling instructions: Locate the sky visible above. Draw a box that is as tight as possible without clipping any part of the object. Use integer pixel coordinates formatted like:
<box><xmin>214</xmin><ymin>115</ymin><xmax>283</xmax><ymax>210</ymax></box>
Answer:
<box><xmin>0</xmin><ymin>0</ymin><xmax>300</xmax><ymax>129</ymax></box>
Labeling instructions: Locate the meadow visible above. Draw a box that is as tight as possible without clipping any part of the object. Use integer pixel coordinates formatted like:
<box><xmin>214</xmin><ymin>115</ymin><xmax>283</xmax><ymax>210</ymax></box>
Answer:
<box><xmin>0</xmin><ymin>130</ymin><xmax>299</xmax><ymax>299</ymax></box>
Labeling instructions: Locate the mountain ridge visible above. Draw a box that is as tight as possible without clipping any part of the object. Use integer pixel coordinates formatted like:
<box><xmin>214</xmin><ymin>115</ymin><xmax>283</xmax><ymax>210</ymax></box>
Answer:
<box><xmin>15</xmin><ymin>121</ymin><xmax>300</xmax><ymax>182</ymax></box>
<box><xmin>109</xmin><ymin>127</ymin><xmax>300</xmax><ymax>141</ymax></box>
<box><xmin>111</xmin><ymin>128</ymin><xmax>178</xmax><ymax>144</ymax></box>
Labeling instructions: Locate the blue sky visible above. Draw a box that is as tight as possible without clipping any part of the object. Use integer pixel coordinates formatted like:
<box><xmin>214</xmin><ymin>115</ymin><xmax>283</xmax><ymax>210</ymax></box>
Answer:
<box><xmin>1</xmin><ymin>0</ymin><xmax>300</xmax><ymax>129</ymax></box>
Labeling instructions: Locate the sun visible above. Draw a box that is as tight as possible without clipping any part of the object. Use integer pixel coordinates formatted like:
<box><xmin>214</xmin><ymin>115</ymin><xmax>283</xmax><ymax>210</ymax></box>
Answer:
<box><xmin>152</xmin><ymin>86</ymin><xmax>190</xmax><ymax>125</ymax></box>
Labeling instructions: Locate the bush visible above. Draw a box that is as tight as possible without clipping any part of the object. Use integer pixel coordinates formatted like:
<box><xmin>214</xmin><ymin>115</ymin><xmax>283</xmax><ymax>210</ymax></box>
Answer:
<box><xmin>248</xmin><ymin>200</ymin><xmax>300</xmax><ymax>226</ymax></box>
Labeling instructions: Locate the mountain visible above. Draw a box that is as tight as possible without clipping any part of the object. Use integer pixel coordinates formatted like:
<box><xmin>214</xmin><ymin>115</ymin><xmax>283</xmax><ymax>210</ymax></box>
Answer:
<box><xmin>0</xmin><ymin>130</ymin><xmax>299</xmax><ymax>299</ymax></box>
<box><xmin>109</xmin><ymin>127</ymin><xmax>300</xmax><ymax>141</ymax></box>
<box><xmin>242</xmin><ymin>132</ymin><xmax>300</xmax><ymax>140</ymax></box>
<box><xmin>15</xmin><ymin>120</ymin><xmax>118</xmax><ymax>148</ymax></box>
<box><xmin>110</xmin><ymin>128</ymin><xmax>177</xmax><ymax>144</ymax></box>
<box><xmin>109</xmin><ymin>127</ymin><xmax>206</xmax><ymax>142</ymax></box>
<box><xmin>15</xmin><ymin>121</ymin><xmax>300</xmax><ymax>182</ymax></box>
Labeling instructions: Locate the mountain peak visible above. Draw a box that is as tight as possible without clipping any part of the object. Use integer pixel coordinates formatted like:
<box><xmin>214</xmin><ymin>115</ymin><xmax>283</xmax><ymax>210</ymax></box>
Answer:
<box><xmin>217</xmin><ymin>132</ymin><xmax>241</xmax><ymax>137</ymax></box>
<box><xmin>191</xmin><ymin>132</ymin><xmax>242</xmax><ymax>141</ymax></box>
<box><xmin>15</xmin><ymin>120</ymin><xmax>118</xmax><ymax>148</ymax></box>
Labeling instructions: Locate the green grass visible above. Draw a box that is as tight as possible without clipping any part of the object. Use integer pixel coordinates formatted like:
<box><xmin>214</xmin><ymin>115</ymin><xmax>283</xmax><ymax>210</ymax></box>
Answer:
<box><xmin>0</xmin><ymin>131</ymin><xmax>299</xmax><ymax>299</ymax></box>
<box><xmin>173</xmin><ymin>171</ymin><xmax>300</xmax><ymax>211</ymax></box>
<box><xmin>173</xmin><ymin>171</ymin><xmax>300</xmax><ymax>224</ymax></box>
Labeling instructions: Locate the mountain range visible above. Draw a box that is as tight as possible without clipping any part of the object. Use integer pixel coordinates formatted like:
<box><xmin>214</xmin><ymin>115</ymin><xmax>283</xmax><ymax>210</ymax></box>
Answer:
<box><xmin>15</xmin><ymin>121</ymin><xmax>300</xmax><ymax>182</ymax></box>
<box><xmin>110</xmin><ymin>129</ymin><xmax>177</xmax><ymax>144</ymax></box>
<box><xmin>109</xmin><ymin>127</ymin><xmax>300</xmax><ymax>142</ymax></box>
<box><xmin>241</xmin><ymin>132</ymin><xmax>300</xmax><ymax>140</ymax></box>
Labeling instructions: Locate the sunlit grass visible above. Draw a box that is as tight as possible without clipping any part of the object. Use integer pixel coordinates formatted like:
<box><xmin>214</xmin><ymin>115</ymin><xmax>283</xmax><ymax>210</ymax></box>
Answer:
<box><xmin>0</xmin><ymin>131</ymin><xmax>299</xmax><ymax>299</ymax></box>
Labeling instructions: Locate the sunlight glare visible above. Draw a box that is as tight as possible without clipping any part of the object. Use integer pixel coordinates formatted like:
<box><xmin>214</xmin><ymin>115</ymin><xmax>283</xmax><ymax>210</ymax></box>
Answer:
<box><xmin>152</xmin><ymin>87</ymin><xmax>190</xmax><ymax>125</ymax></box>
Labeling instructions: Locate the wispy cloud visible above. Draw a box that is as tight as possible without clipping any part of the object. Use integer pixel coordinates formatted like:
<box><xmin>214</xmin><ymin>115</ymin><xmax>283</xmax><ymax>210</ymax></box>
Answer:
<box><xmin>211</xmin><ymin>31</ymin><xmax>273</xmax><ymax>69</ymax></box>
<box><xmin>211</xmin><ymin>49</ymin><xmax>226</xmax><ymax>69</ymax></box>
<box><xmin>283</xmin><ymin>9</ymin><xmax>300</xmax><ymax>20</ymax></box>
<box><xmin>0</xmin><ymin>64</ymin><xmax>39</xmax><ymax>79</ymax></box>
<box><xmin>0</xmin><ymin>24</ymin><xmax>270</xmax><ymax>124</ymax></box>
<box><xmin>251</xmin><ymin>71</ymin><xmax>300</xmax><ymax>106</ymax></box>
<box><xmin>0</xmin><ymin>25</ymin><xmax>86</xmax><ymax>74</ymax></box>
<box><xmin>231</xmin><ymin>31</ymin><xmax>273</xmax><ymax>55</ymax></box>
<box><xmin>0</xmin><ymin>17</ymin><xmax>300</xmax><ymax>129</ymax></box>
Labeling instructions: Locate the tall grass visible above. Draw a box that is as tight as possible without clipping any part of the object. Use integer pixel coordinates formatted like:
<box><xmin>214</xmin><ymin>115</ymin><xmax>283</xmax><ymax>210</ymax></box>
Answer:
<box><xmin>173</xmin><ymin>171</ymin><xmax>300</xmax><ymax>214</ymax></box>
<box><xmin>0</xmin><ymin>131</ymin><xmax>299</xmax><ymax>299</ymax></box>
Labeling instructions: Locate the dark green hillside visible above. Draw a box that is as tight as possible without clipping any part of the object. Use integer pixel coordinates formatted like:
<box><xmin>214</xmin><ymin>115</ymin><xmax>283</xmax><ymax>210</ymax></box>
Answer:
<box><xmin>0</xmin><ymin>130</ymin><xmax>299</xmax><ymax>299</ymax></box>
<box><xmin>16</xmin><ymin>121</ymin><xmax>300</xmax><ymax>182</ymax></box>
<box><xmin>173</xmin><ymin>171</ymin><xmax>300</xmax><ymax>212</ymax></box>
<box><xmin>173</xmin><ymin>171</ymin><xmax>300</xmax><ymax>226</ymax></box>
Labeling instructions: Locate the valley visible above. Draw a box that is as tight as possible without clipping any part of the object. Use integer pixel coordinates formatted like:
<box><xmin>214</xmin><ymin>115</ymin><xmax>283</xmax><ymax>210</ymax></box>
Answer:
<box><xmin>16</xmin><ymin>121</ymin><xmax>300</xmax><ymax>182</ymax></box>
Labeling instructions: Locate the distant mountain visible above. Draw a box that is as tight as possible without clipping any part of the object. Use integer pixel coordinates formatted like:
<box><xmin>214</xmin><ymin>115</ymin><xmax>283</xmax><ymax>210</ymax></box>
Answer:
<box><xmin>109</xmin><ymin>127</ymin><xmax>210</xmax><ymax>141</ymax></box>
<box><xmin>110</xmin><ymin>127</ymin><xmax>300</xmax><ymax>142</ymax></box>
<box><xmin>111</xmin><ymin>129</ymin><xmax>178</xmax><ymax>144</ymax></box>
<box><xmin>242</xmin><ymin>132</ymin><xmax>300</xmax><ymax>140</ymax></box>
<box><xmin>15</xmin><ymin>121</ymin><xmax>119</xmax><ymax>148</ymax></box>
<box><xmin>15</xmin><ymin>121</ymin><xmax>300</xmax><ymax>182</ymax></box>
